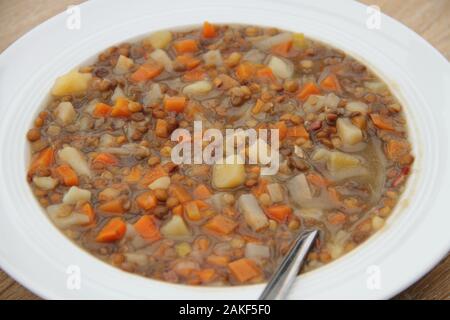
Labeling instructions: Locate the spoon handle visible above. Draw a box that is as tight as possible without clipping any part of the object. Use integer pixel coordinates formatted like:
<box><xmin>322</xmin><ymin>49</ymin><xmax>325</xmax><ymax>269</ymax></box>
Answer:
<box><xmin>259</xmin><ymin>229</ymin><xmax>319</xmax><ymax>300</ymax></box>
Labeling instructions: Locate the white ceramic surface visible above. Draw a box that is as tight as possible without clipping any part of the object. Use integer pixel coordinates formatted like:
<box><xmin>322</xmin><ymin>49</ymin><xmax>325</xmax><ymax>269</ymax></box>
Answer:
<box><xmin>0</xmin><ymin>0</ymin><xmax>449</xmax><ymax>299</ymax></box>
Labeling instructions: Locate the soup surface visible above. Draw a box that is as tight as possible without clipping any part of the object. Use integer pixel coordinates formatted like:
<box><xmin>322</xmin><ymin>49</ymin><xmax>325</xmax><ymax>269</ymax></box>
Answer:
<box><xmin>27</xmin><ymin>23</ymin><xmax>413</xmax><ymax>286</ymax></box>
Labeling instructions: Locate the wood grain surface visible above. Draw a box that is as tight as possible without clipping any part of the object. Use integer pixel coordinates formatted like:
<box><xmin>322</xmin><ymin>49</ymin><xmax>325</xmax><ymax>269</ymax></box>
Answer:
<box><xmin>0</xmin><ymin>0</ymin><xmax>448</xmax><ymax>300</ymax></box>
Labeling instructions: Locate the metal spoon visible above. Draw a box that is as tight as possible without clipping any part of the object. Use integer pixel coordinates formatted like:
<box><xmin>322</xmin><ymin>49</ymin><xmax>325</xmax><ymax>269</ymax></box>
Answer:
<box><xmin>259</xmin><ymin>229</ymin><xmax>319</xmax><ymax>300</ymax></box>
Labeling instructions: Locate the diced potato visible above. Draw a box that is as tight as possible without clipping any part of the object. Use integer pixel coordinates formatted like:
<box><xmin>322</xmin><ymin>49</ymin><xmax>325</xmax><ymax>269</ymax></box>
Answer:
<box><xmin>98</xmin><ymin>188</ymin><xmax>120</xmax><ymax>201</ymax></box>
<box><xmin>327</xmin><ymin>243</ymin><xmax>344</xmax><ymax>259</ymax></box>
<box><xmin>364</xmin><ymin>81</ymin><xmax>387</xmax><ymax>93</ymax></box>
<box><xmin>203</xmin><ymin>50</ymin><xmax>223</xmax><ymax>67</ymax></box>
<box><xmin>113</xmin><ymin>55</ymin><xmax>134</xmax><ymax>75</ymax></box>
<box><xmin>51</xmin><ymin>70</ymin><xmax>92</xmax><ymax>96</ymax></box>
<box><xmin>324</xmin><ymin>93</ymin><xmax>340</xmax><ymax>109</ymax></box>
<box><xmin>149</xmin><ymin>49</ymin><xmax>173</xmax><ymax>72</ymax></box>
<box><xmin>346</xmin><ymin>101</ymin><xmax>369</xmax><ymax>114</ymax></box>
<box><xmin>99</xmin><ymin>134</ymin><xmax>117</xmax><ymax>148</ymax></box>
<box><xmin>245</xmin><ymin>243</ymin><xmax>270</xmax><ymax>260</ymax></box>
<box><xmin>337</xmin><ymin>117</ymin><xmax>363</xmax><ymax>145</ymax></box>
<box><xmin>62</xmin><ymin>186</ymin><xmax>91</xmax><ymax>204</ymax></box>
<box><xmin>124</xmin><ymin>253</ymin><xmax>148</xmax><ymax>266</ymax></box>
<box><xmin>144</xmin><ymin>30</ymin><xmax>172</xmax><ymax>49</ymax></box>
<box><xmin>55</xmin><ymin>102</ymin><xmax>76</xmax><ymax>125</ymax></box>
<box><xmin>326</xmin><ymin>151</ymin><xmax>368</xmax><ymax>180</ymax></box>
<box><xmin>47</xmin><ymin>204</ymin><xmax>89</xmax><ymax>229</ymax></box>
<box><xmin>287</xmin><ymin>173</ymin><xmax>312</xmax><ymax>205</ymax></box>
<box><xmin>182</xmin><ymin>80</ymin><xmax>212</xmax><ymax>96</ymax></box>
<box><xmin>238</xmin><ymin>194</ymin><xmax>269</xmax><ymax>231</ymax></box>
<box><xmin>372</xmin><ymin>215</ymin><xmax>385</xmax><ymax>230</ymax></box>
<box><xmin>58</xmin><ymin>146</ymin><xmax>91</xmax><ymax>177</ymax></box>
<box><xmin>268</xmin><ymin>56</ymin><xmax>293</xmax><ymax>79</ymax></box>
<box><xmin>175</xmin><ymin>242</ymin><xmax>192</xmax><ymax>257</ymax></box>
<box><xmin>111</xmin><ymin>86</ymin><xmax>125</xmax><ymax>103</ymax></box>
<box><xmin>143</xmin><ymin>83</ymin><xmax>162</xmax><ymax>106</ymax></box>
<box><xmin>212</xmin><ymin>155</ymin><xmax>245</xmax><ymax>189</ymax></box>
<box><xmin>160</xmin><ymin>215</ymin><xmax>191</xmax><ymax>239</ymax></box>
<box><xmin>148</xmin><ymin>176</ymin><xmax>171</xmax><ymax>190</ymax></box>
<box><xmin>311</xmin><ymin>148</ymin><xmax>331</xmax><ymax>162</ymax></box>
<box><xmin>33</xmin><ymin>176</ymin><xmax>58</xmax><ymax>190</ymax></box>
<box><xmin>266</xmin><ymin>183</ymin><xmax>284</xmax><ymax>202</ymax></box>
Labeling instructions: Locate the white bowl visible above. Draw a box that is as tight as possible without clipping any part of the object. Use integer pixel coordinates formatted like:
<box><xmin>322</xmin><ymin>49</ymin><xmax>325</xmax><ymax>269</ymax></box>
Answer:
<box><xmin>0</xmin><ymin>0</ymin><xmax>449</xmax><ymax>299</ymax></box>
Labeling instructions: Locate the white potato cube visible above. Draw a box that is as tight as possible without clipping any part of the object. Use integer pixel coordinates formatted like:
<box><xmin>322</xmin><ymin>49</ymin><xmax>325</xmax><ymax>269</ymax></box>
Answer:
<box><xmin>55</xmin><ymin>102</ymin><xmax>76</xmax><ymax>125</ymax></box>
<box><xmin>212</xmin><ymin>155</ymin><xmax>245</xmax><ymax>189</ymax></box>
<box><xmin>268</xmin><ymin>56</ymin><xmax>293</xmax><ymax>79</ymax></box>
<box><xmin>63</xmin><ymin>186</ymin><xmax>91</xmax><ymax>204</ymax></box>
<box><xmin>51</xmin><ymin>70</ymin><xmax>92</xmax><ymax>96</ymax></box>
<box><xmin>113</xmin><ymin>55</ymin><xmax>134</xmax><ymax>74</ymax></box>
<box><xmin>161</xmin><ymin>215</ymin><xmax>191</xmax><ymax>239</ymax></box>
<box><xmin>33</xmin><ymin>176</ymin><xmax>58</xmax><ymax>190</ymax></box>
<box><xmin>238</xmin><ymin>194</ymin><xmax>269</xmax><ymax>231</ymax></box>
<box><xmin>337</xmin><ymin>117</ymin><xmax>363</xmax><ymax>145</ymax></box>
<box><xmin>58</xmin><ymin>146</ymin><xmax>91</xmax><ymax>177</ymax></box>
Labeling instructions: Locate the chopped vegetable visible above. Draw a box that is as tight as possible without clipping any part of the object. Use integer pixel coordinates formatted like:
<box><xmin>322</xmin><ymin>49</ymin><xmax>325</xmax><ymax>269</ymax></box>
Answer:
<box><xmin>337</xmin><ymin>117</ymin><xmax>363</xmax><ymax>145</ymax></box>
<box><xmin>245</xmin><ymin>243</ymin><xmax>270</xmax><ymax>260</ymax></box>
<box><xmin>55</xmin><ymin>164</ymin><xmax>79</xmax><ymax>186</ymax></box>
<box><xmin>320</xmin><ymin>73</ymin><xmax>340</xmax><ymax>92</ymax></box>
<box><xmin>130</xmin><ymin>63</ymin><xmax>163</xmax><ymax>82</ymax></box>
<box><xmin>193</xmin><ymin>184</ymin><xmax>212</xmax><ymax>199</ymax></box>
<box><xmin>228</xmin><ymin>258</ymin><xmax>261</xmax><ymax>283</ymax></box>
<box><xmin>268</xmin><ymin>56</ymin><xmax>293</xmax><ymax>79</ymax></box>
<box><xmin>28</xmin><ymin>147</ymin><xmax>54</xmax><ymax>176</ymax></box>
<box><xmin>160</xmin><ymin>215</ymin><xmax>191</xmax><ymax>239</ymax></box>
<box><xmin>93</xmin><ymin>152</ymin><xmax>119</xmax><ymax>166</ymax></box>
<box><xmin>58</xmin><ymin>146</ymin><xmax>91</xmax><ymax>177</ymax></box>
<box><xmin>183</xmin><ymin>80</ymin><xmax>213</xmax><ymax>96</ymax></box>
<box><xmin>266</xmin><ymin>183</ymin><xmax>284</xmax><ymax>202</ymax></box>
<box><xmin>173</xmin><ymin>39</ymin><xmax>198</xmax><ymax>54</ymax></box>
<box><xmin>98</xmin><ymin>198</ymin><xmax>126</xmax><ymax>214</ymax></box>
<box><xmin>33</xmin><ymin>176</ymin><xmax>58</xmax><ymax>190</ymax></box>
<box><xmin>96</xmin><ymin>217</ymin><xmax>126</xmax><ymax>242</ymax></box>
<box><xmin>62</xmin><ymin>186</ymin><xmax>91</xmax><ymax>204</ymax></box>
<box><xmin>51</xmin><ymin>70</ymin><xmax>92</xmax><ymax>96</ymax></box>
<box><xmin>149</xmin><ymin>49</ymin><xmax>173</xmax><ymax>72</ymax></box>
<box><xmin>55</xmin><ymin>102</ymin><xmax>76</xmax><ymax>125</ymax></box>
<box><xmin>113</xmin><ymin>55</ymin><xmax>134</xmax><ymax>74</ymax></box>
<box><xmin>202</xmin><ymin>21</ymin><xmax>216</xmax><ymax>38</ymax></box>
<box><xmin>265</xmin><ymin>204</ymin><xmax>292</xmax><ymax>222</ymax></box>
<box><xmin>212</xmin><ymin>155</ymin><xmax>246</xmax><ymax>189</ymax></box>
<box><xmin>184</xmin><ymin>201</ymin><xmax>201</xmax><ymax>221</ymax></box>
<box><xmin>134</xmin><ymin>215</ymin><xmax>161</xmax><ymax>242</ymax></box>
<box><xmin>164</xmin><ymin>96</ymin><xmax>187</xmax><ymax>113</ymax></box>
<box><xmin>287</xmin><ymin>173</ymin><xmax>312</xmax><ymax>205</ymax></box>
<box><xmin>136</xmin><ymin>191</ymin><xmax>158</xmax><ymax>210</ymax></box>
<box><xmin>238</xmin><ymin>194</ymin><xmax>269</xmax><ymax>231</ymax></box>
<box><xmin>144</xmin><ymin>30</ymin><xmax>172</xmax><ymax>49</ymax></box>
<box><xmin>148</xmin><ymin>176</ymin><xmax>171</xmax><ymax>190</ymax></box>
<box><xmin>370</xmin><ymin>113</ymin><xmax>395</xmax><ymax>131</ymax></box>
<box><xmin>93</xmin><ymin>102</ymin><xmax>112</xmax><ymax>118</ymax></box>
<box><xmin>203</xmin><ymin>215</ymin><xmax>237</xmax><ymax>235</ymax></box>
<box><xmin>297</xmin><ymin>82</ymin><xmax>320</xmax><ymax>100</ymax></box>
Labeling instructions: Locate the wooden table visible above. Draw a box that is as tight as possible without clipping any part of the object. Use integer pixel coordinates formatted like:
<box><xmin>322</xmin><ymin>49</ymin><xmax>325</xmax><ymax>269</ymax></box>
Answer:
<box><xmin>0</xmin><ymin>0</ymin><xmax>448</xmax><ymax>300</ymax></box>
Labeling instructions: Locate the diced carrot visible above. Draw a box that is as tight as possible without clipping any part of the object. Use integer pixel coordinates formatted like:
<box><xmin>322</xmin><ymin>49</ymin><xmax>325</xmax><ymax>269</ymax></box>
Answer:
<box><xmin>80</xmin><ymin>202</ymin><xmax>96</xmax><ymax>226</ymax></box>
<box><xmin>320</xmin><ymin>73</ymin><xmax>340</xmax><ymax>92</ymax></box>
<box><xmin>265</xmin><ymin>205</ymin><xmax>292</xmax><ymax>223</ymax></box>
<box><xmin>386</xmin><ymin>139</ymin><xmax>410</xmax><ymax>161</ymax></box>
<box><xmin>28</xmin><ymin>147</ymin><xmax>54</xmax><ymax>176</ymax></box>
<box><xmin>93</xmin><ymin>102</ymin><xmax>112</xmax><ymax>118</ymax></box>
<box><xmin>133</xmin><ymin>215</ymin><xmax>161</xmax><ymax>242</ymax></box>
<box><xmin>251</xmin><ymin>99</ymin><xmax>264</xmax><ymax>114</ymax></box>
<box><xmin>307</xmin><ymin>173</ymin><xmax>329</xmax><ymax>187</ymax></box>
<box><xmin>370</xmin><ymin>113</ymin><xmax>395</xmax><ymax>131</ymax></box>
<box><xmin>327</xmin><ymin>211</ymin><xmax>347</xmax><ymax>225</ymax></box>
<box><xmin>155</xmin><ymin>119</ymin><xmax>169</xmax><ymax>138</ymax></box>
<box><xmin>164</xmin><ymin>96</ymin><xmax>187</xmax><ymax>113</ymax></box>
<box><xmin>297</xmin><ymin>82</ymin><xmax>320</xmax><ymax>100</ymax></box>
<box><xmin>196</xmin><ymin>268</ymin><xmax>216</xmax><ymax>283</ymax></box>
<box><xmin>271</xmin><ymin>40</ymin><xmax>292</xmax><ymax>57</ymax></box>
<box><xmin>176</xmin><ymin>55</ymin><xmax>201</xmax><ymax>70</ymax></box>
<box><xmin>124</xmin><ymin>166</ymin><xmax>142</xmax><ymax>183</ymax></box>
<box><xmin>98</xmin><ymin>199</ymin><xmax>126</xmax><ymax>214</ymax></box>
<box><xmin>93</xmin><ymin>153</ymin><xmax>119</xmax><ymax>166</ymax></box>
<box><xmin>139</xmin><ymin>165</ymin><xmax>168</xmax><ymax>187</ymax></box>
<box><xmin>172</xmin><ymin>204</ymin><xmax>184</xmax><ymax>216</ymax></box>
<box><xmin>130</xmin><ymin>63</ymin><xmax>163</xmax><ymax>82</ymax></box>
<box><xmin>286</xmin><ymin>125</ymin><xmax>309</xmax><ymax>139</ymax></box>
<box><xmin>184</xmin><ymin>201</ymin><xmax>201</xmax><ymax>221</ymax></box>
<box><xmin>235</xmin><ymin>62</ymin><xmax>256</xmax><ymax>82</ymax></box>
<box><xmin>203</xmin><ymin>215</ymin><xmax>237</xmax><ymax>235</ymax></box>
<box><xmin>173</xmin><ymin>39</ymin><xmax>198</xmax><ymax>54</ymax></box>
<box><xmin>55</xmin><ymin>164</ymin><xmax>78</xmax><ymax>186</ymax></box>
<box><xmin>228</xmin><ymin>258</ymin><xmax>261</xmax><ymax>283</ymax></box>
<box><xmin>195</xmin><ymin>200</ymin><xmax>210</xmax><ymax>210</ymax></box>
<box><xmin>111</xmin><ymin>97</ymin><xmax>131</xmax><ymax>117</ymax></box>
<box><xmin>251</xmin><ymin>179</ymin><xmax>268</xmax><ymax>197</ymax></box>
<box><xmin>193</xmin><ymin>184</ymin><xmax>212</xmax><ymax>200</ymax></box>
<box><xmin>195</xmin><ymin>238</ymin><xmax>210</xmax><ymax>251</ymax></box>
<box><xmin>202</xmin><ymin>21</ymin><xmax>216</xmax><ymax>38</ymax></box>
<box><xmin>136</xmin><ymin>191</ymin><xmax>158</xmax><ymax>210</ymax></box>
<box><xmin>206</xmin><ymin>255</ymin><xmax>229</xmax><ymax>267</ymax></box>
<box><xmin>183</xmin><ymin>67</ymin><xmax>207</xmax><ymax>82</ymax></box>
<box><xmin>170</xmin><ymin>184</ymin><xmax>192</xmax><ymax>203</ymax></box>
<box><xmin>96</xmin><ymin>217</ymin><xmax>126</xmax><ymax>243</ymax></box>
<box><xmin>256</xmin><ymin>67</ymin><xmax>275</xmax><ymax>81</ymax></box>
<box><xmin>274</xmin><ymin>121</ymin><xmax>288</xmax><ymax>140</ymax></box>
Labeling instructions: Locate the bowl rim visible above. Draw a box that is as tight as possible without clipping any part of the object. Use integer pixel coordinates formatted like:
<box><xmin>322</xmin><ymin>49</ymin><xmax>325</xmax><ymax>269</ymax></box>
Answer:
<box><xmin>0</xmin><ymin>0</ymin><xmax>449</xmax><ymax>299</ymax></box>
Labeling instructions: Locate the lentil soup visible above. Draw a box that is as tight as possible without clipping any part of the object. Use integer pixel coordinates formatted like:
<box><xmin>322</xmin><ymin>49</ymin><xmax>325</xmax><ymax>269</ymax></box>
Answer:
<box><xmin>26</xmin><ymin>23</ymin><xmax>414</xmax><ymax>286</ymax></box>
